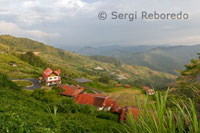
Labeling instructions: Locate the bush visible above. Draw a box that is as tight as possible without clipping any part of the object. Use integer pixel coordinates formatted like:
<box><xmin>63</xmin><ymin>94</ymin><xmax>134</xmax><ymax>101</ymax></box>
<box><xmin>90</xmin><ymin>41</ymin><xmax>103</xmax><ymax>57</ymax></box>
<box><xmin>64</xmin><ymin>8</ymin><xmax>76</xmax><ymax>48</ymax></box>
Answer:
<box><xmin>99</xmin><ymin>75</ymin><xmax>110</xmax><ymax>84</ymax></box>
<box><xmin>31</xmin><ymin>89</ymin><xmax>48</xmax><ymax>102</ymax></box>
<box><xmin>52</xmin><ymin>86</ymin><xmax>64</xmax><ymax>94</ymax></box>
<box><xmin>96</xmin><ymin>111</ymin><xmax>118</xmax><ymax>122</ymax></box>
<box><xmin>19</xmin><ymin>51</ymin><xmax>49</xmax><ymax>69</ymax></box>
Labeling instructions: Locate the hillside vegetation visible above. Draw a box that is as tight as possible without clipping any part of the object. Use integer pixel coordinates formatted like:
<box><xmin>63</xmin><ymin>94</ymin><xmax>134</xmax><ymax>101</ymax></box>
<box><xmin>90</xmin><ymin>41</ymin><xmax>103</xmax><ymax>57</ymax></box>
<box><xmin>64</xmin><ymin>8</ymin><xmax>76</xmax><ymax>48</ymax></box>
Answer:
<box><xmin>115</xmin><ymin>45</ymin><xmax>200</xmax><ymax>75</ymax></box>
<box><xmin>0</xmin><ymin>35</ymin><xmax>176</xmax><ymax>89</ymax></box>
<box><xmin>0</xmin><ymin>73</ymin><xmax>199</xmax><ymax>133</ymax></box>
<box><xmin>90</xmin><ymin>55</ymin><xmax>122</xmax><ymax>66</ymax></box>
<box><xmin>0</xmin><ymin>73</ymin><xmax>125</xmax><ymax>132</ymax></box>
<box><xmin>76</xmin><ymin>44</ymin><xmax>200</xmax><ymax>75</ymax></box>
<box><xmin>170</xmin><ymin>53</ymin><xmax>200</xmax><ymax>112</ymax></box>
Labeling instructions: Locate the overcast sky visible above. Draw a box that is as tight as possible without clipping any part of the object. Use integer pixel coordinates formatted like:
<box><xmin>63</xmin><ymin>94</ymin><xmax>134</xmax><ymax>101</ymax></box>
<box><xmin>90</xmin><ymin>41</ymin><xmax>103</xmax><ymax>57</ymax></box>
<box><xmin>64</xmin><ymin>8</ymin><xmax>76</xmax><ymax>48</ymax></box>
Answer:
<box><xmin>0</xmin><ymin>0</ymin><xmax>200</xmax><ymax>49</ymax></box>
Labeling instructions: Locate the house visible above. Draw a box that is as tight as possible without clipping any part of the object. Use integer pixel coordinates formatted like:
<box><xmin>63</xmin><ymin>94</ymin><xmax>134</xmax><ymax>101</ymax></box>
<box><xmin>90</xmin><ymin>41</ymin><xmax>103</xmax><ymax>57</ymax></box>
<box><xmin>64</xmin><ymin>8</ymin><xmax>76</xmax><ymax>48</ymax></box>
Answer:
<box><xmin>61</xmin><ymin>84</ymin><xmax>85</xmax><ymax>97</ymax></box>
<box><xmin>41</xmin><ymin>67</ymin><xmax>61</xmax><ymax>86</ymax></box>
<box><xmin>147</xmin><ymin>89</ymin><xmax>155</xmax><ymax>95</ymax></box>
<box><xmin>111</xmin><ymin>104</ymin><xmax>122</xmax><ymax>114</ymax></box>
<box><xmin>116</xmin><ymin>84</ymin><xmax>121</xmax><ymax>87</ymax></box>
<box><xmin>117</xmin><ymin>74</ymin><xmax>127</xmax><ymax>80</ymax></box>
<box><xmin>75</xmin><ymin>93</ymin><xmax>117</xmax><ymax>111</ymax></box>
<box><xmin>142</xmin><ymin>86</ymin><xmax>155</xmax><ymax>95</ymax></box>
<box><xmin>125</xmin><ymin>84</ymin><xmax>130</xmax><ymax>88</ymax></box>
<box><xmin>9</xmin><ymin>62</ymin><xmax>17</xmax><ymax>67</ymax></box>
<box><xmin>142</xmin><ymin>86</ymin><xmax>150</xmax><ymax>90</ymax></box>
<box><xmin>103</xmin><ymin>98</ymin><xmax>118</xmax><ymax>111</ymax></box>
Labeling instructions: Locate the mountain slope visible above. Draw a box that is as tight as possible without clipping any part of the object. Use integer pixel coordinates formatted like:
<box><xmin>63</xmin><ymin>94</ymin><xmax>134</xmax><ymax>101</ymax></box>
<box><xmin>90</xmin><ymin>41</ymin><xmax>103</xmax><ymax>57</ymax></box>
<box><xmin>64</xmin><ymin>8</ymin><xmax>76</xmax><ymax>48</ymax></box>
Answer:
<box><xmin>0</xmin><ymin>35</ymin><xmax>176</xmax><ymax>89</ymax></box>
<box><xmin>77</xmin><ymin>45</ymin><xmax>158</xmax><ymax>56</ymax></box>
<box><xmin>115</xmin><ymin>45</ymin><xmax>200</xmax><ymax>75</ymax></box>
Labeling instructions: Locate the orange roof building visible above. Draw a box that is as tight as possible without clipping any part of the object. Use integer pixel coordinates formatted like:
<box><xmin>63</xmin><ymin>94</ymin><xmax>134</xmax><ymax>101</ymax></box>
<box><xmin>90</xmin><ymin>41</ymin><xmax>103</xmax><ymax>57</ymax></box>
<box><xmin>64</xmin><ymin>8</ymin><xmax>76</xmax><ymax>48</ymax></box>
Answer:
<box><xmin>61</xmin><ymin>85</ymin><xmax>85</xmax><ymax>98</ymax></box>
<box><xmin>75</xmin><ymin>93</ymin><xmax>118</xmax><ymax>111</ymax></box>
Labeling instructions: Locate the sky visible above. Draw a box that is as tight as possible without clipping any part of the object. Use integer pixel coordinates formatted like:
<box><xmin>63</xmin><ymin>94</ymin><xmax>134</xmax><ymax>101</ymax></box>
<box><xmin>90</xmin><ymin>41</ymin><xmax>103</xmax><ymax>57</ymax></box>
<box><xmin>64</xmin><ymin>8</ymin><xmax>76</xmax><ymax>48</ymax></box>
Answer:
<box><xmin>0</xmin><ymin>0</ymin><xmax>200</xmax><ymax>49</ymax></box>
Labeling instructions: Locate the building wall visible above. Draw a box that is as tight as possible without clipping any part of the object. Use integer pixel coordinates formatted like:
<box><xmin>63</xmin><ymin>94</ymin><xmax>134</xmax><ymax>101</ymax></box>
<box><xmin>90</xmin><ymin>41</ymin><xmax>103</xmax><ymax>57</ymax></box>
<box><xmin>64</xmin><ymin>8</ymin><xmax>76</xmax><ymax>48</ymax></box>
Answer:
<box><xmin>48</xmin><ymin>76</ymin><xmax>59</xmax><ymax>81</ymax></box>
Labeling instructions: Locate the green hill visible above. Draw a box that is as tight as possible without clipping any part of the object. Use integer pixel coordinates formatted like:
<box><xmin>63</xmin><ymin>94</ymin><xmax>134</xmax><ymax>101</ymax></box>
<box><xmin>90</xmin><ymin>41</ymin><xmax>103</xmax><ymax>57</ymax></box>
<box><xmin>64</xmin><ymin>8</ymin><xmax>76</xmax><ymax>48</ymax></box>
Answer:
<box><xmin>115</xmin><ymin>45</ymin><xmax>200</xmax><ymax>75</ymax></box>
<box><xmin>0</xmin><ymin>35</ymin><xmax>176</xmax><ymax>89</ymax></box>
<box><xmin>0</xmin><ymin>53</ymin><xmax>43</xmax><ymax>79</ymax></box>
<box><xmin>90</xmin><ymin>55</ymin><xmax>122</xmax><ymax>66</ymax></box>
<box><xmin>77</xmin><ymin>44</ymin><xmax>200</xmax><ymax>75</ymax></box>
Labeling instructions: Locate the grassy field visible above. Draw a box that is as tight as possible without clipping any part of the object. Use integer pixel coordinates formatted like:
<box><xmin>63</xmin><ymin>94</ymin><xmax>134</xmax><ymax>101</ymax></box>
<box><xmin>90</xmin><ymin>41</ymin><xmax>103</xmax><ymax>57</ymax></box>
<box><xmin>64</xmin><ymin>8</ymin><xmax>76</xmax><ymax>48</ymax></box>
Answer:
<box><xmin>103</xmin><ymin>87</ymin><xmax>146</xmax><ymax>107</ymax></box>
<box><xmin>13</xmin><ymin>80</ymin><xmax>33</xmax><ymax>87</ymax></box>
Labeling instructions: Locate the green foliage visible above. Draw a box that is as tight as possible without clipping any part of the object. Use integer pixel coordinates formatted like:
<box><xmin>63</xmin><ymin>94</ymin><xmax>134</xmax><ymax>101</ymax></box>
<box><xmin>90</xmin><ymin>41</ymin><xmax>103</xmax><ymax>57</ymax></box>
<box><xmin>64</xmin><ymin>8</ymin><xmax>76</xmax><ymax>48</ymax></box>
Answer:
<box><xmin>99</xmin><ymin>74</ymin><xmax>110</xmax><ymax>84</ymax></box>
<box><xmin>13</xmin><ymin>80</ymin><xmax>32</xmax><ymax>87</ymax></box>
<box><xmin>115</xmin><ymin>45</ymin><xmax>200</xmax><ymax>75</ymax></box>
<box><xmin>0</xmin><ymin>35</ymin><xmax>176</xmax><ymax>90</ymax></box>
<box><xmin>90</xmin><ymin>55</ymin><xmax>122</xmax><ymax>66</ymax></box>
<box><xmin>120</xmin><ymin>91</ymin><xmax>200</xmax><ymax>133</ymax></box>
<box><xmin>19</xmin><ymin>51</ymin><xmax>49</xmax><ymax>69</ymax></box>
<box><xmin>0</xmin><ymin>73</ymin><xmax>20</xmax><ymax>91</ymax></box>
<box><xmin>52</xmin><ymin>86</ymin><xmax>65</xmax><ymax>94</ymax></box>
<box><xmin>172</xmin><ymin>53</ymin><xmax>200</xmax><ymax>112</ymax></box>
<box><xmin>31</xmin><ymin>89</ymin><xmax>49</xmax><ymax>102</ymax></box>
<box><xmin>0</xmin><ymin>84</ymin><xmax>124</xmax><ymax>133</ymax></box>
<box><xmin>96</xmin><ymin>111</ymin><xmax>118</xmax><ymax>121</ymax></box>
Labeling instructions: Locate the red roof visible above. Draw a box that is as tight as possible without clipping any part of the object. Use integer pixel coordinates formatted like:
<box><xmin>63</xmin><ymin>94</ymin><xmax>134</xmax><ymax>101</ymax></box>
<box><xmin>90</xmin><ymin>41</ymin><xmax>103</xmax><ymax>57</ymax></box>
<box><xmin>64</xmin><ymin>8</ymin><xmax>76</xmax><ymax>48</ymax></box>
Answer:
<box><xmin>104</xmin><ymin>98</ymin><xmax>116</xmax><ymax>107</ymax></box>
<box><xmin>61</xmin><ymin>85</ymin><xmax>84</xmax><ymax>97</ymax></box>
<box><xmin>142</xmin><ymin>86</ymin><xmax>150</xmax><ymax>90</ymax></box>
<box><xmin>43</xmin><ymin>67</ymin><xmax>53</xmax><ymax>77</ymax></box>
<box><xmin>116</xmin><ymin>84</ymin><xmax>121</xmax><ymax>87</ymax></box>
<box><xmin>55</xmin><ymin>69</ymin><xmax>61</xmax><ymax>75</ymax></box>
<box><xmin>111</xmin><ymin>103</ymin><xmax>121</xmax><ymax>113</ymax></box>
<box><xmin>43</xmin><ymin>67</ymin><xmax>61</xmax><ymax>78</ymax></box>
<box><xmin>75</xmin><ymin>93</ymin><xmax>106</xmax><ymax>107</ymax></box>
<box><xmin>147</xmin><ymin>89</ymin><xmax>153</xmax><ymax>93</ymax></box>
<box><xmin>125</xmin><ymin>84</ymin><xmax>130</xmax><ymax>88</ymax></box>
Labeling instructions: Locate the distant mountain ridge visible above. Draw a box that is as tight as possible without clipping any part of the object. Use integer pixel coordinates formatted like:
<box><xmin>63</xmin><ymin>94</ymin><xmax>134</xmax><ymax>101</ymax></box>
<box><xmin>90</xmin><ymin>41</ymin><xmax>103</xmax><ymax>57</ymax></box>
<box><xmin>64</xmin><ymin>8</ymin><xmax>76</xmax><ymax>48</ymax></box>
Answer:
<box><xmin>118</xmin><ymin>45</ymin><xmax>200</xmax><ymax>75</ymax></box>
<box><xmin>76</xmin><ymin>45</ymin><xmax>159</xmax><ymax>56</ymax></box>
<box><xmin>76</xmin><ymin>44</ymin><xmax>200</xmax><ymax>75</ymax></box>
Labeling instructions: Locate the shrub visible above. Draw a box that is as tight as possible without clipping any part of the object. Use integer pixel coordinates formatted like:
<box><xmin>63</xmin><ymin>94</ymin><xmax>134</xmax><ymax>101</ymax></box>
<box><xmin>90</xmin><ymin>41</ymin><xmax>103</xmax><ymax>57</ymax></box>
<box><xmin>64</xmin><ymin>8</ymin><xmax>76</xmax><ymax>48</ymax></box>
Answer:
<box><xmin>31</xmin><ymin>89</ymin><xmax>49</xmax><ymax>102</ymax></box>
<box><xmin>99</xmin><ymin>75</ymin><xmax>110</xmax><ymax>84</ymax></box>
<box><xmin>96</xmin><ymin>111</ymin><xmax>118</xmax><ymax>122</ymax></box>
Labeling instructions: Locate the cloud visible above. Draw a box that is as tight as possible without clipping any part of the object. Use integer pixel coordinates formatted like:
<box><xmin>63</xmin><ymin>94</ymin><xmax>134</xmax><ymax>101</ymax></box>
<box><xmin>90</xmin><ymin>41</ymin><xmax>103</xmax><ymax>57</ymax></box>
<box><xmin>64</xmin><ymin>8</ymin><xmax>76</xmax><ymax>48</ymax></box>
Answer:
<box><xmin>0</xmin><ymin>0</ymin><xmax>200</xmax><ymax>47</ymax></box>
<box><xmin>0</xmin><ymin>21</ymin><xmax>59</xmax><ymax>42</ymax></box>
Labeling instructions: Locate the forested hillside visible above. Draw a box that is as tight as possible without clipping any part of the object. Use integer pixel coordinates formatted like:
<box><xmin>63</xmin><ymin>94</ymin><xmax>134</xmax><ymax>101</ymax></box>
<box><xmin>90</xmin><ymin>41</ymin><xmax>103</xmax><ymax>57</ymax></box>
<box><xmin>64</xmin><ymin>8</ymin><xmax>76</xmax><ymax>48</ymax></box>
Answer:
<box><xmin>76</xmin><ymin>44</ymin><xmax>200</xmax><ymax>75</ymax></box>
<box><xmin>0</xmin><ymin>35</ymin><xmax>176</xmax><ymax>89</ymax></box>
<box><xmin>114</xmin><ymin>45</ymin><xmax>200</xmax><ymax>75</ymax></box>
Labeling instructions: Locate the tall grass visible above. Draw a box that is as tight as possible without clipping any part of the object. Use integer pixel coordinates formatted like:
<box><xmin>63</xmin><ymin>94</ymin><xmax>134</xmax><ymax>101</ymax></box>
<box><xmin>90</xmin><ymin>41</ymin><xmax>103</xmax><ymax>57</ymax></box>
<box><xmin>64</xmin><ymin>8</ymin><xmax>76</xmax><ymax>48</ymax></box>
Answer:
<box><xmin>122</xmin><ymin>90</ymin><xmax>200</xmax><ymax>133</ymax></box>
